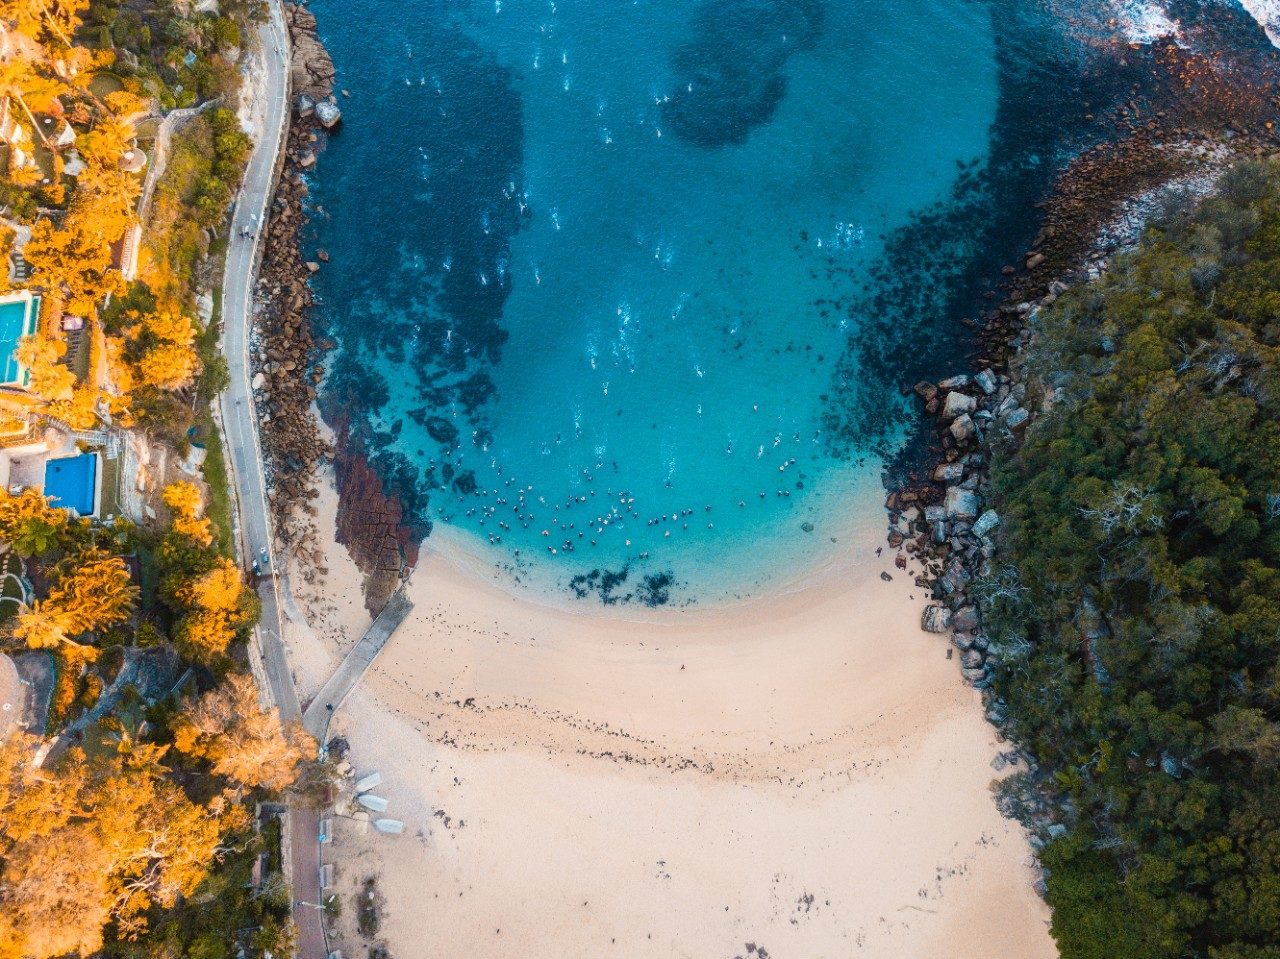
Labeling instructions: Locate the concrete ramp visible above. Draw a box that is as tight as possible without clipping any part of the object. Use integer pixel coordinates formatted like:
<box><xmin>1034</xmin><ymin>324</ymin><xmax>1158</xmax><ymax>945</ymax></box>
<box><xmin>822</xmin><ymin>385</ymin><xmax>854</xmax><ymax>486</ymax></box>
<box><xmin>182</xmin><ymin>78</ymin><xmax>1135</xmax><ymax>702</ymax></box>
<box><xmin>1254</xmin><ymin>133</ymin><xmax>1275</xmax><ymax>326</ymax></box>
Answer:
<box><xmin>303</xmin><ymin>587</ymin><xmax>413</xmax><ymax>740</ymax></box>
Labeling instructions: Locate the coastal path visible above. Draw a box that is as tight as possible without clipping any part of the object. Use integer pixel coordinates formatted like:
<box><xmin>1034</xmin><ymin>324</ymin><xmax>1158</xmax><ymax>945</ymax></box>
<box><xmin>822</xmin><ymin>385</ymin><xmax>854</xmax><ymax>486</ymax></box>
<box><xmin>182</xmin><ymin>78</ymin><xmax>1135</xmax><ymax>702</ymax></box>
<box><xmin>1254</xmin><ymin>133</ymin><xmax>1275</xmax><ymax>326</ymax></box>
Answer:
<box><xmin>216</xmin><ymin>5</ymin><xmax>328</xmax><ymax>957</ymax></box>
<box><xmin>301</xmin><ymin>587</ymin><xmax>414</xmax><ymax>741</ymax></box>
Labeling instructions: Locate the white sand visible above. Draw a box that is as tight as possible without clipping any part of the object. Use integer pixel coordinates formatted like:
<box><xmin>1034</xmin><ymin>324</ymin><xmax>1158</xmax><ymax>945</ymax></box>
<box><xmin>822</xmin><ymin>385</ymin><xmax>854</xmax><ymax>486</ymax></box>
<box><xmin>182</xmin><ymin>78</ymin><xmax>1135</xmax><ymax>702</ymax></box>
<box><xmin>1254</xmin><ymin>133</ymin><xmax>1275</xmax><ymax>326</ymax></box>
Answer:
<box><xmin>288</xmin><ymin>469</ymin><xmax>1055</xmax><ymax>959</ymax></box>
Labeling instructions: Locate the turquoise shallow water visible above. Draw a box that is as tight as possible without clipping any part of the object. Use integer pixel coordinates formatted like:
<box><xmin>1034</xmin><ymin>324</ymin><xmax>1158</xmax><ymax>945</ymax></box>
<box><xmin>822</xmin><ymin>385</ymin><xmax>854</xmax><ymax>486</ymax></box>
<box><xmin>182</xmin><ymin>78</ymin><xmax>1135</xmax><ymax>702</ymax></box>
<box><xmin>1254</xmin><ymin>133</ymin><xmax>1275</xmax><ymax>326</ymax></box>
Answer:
<box><xmin>305</xmin><ymin>0</ymin><xmax>1279</xmax><ymax>603</ymax></box>
<box><xmin>309</xmin><ymin>0</ymin><xmax>1002</xmax><ymax>601</ymax></box>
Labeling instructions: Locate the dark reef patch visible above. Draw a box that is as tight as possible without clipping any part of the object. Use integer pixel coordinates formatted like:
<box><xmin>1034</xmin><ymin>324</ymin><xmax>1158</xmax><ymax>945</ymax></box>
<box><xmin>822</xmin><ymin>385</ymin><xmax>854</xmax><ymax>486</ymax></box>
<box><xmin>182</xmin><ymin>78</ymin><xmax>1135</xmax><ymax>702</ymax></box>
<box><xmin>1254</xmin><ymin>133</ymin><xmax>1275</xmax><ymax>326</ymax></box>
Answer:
<box><xmin>820</xmin><ymin>0</ymin><xmax>1187</xmax><ymax>481</ymax></box>
<box><xmin>310</xmin><ymin>5</ymin><xmax>526</xmax><ymax>562</ymax></box>
<box><xmin>662</xmin><ymin>0</ymin><xmax>824</xmax><ymax>147</ymax></box>
<box><xmin>569</xmin><ymin>567</ymin><xmax>679</xmax><ymax>607</ymax></box>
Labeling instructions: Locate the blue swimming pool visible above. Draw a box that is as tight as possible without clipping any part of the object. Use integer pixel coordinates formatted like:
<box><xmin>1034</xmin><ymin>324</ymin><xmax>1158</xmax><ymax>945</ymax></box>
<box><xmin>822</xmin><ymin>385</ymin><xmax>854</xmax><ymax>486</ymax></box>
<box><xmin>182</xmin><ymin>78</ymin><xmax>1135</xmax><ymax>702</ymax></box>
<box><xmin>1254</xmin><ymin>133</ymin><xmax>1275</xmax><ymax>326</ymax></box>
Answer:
<box><xmin>0</xmin><ymin>294</ymin><xmax>37</xmax><ymax>387</ymax></box>
<box><xmin>44</xmin><ymin>454</ymin><xmax>97</xmax><ymax>516</ymax></box>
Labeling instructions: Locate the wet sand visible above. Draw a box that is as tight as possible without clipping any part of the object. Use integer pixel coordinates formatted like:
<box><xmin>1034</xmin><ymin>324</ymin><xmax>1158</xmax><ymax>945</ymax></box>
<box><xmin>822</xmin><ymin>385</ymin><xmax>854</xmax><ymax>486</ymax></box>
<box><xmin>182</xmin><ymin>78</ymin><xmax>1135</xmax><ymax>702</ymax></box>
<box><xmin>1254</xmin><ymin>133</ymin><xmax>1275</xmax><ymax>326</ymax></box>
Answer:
<box><xmin>286</xmin><ymin>468</ymin><xmax>1055</xmax><ymax>959</ymax></box>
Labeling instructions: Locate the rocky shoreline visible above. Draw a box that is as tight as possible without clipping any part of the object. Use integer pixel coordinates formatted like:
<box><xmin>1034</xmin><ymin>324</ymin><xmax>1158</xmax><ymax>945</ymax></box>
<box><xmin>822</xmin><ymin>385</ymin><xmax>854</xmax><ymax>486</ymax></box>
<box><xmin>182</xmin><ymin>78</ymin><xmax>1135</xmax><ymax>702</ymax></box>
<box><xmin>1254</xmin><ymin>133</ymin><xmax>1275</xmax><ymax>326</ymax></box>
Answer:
<box><xmin>887</xmin><ymin>37</ymin><xmax>1280</xmax><ymax>875</ymax></box>
<box><xmin>251</xmin><ymin>5</ymin><xmax>423</xmax><ymax>614</ymax></box>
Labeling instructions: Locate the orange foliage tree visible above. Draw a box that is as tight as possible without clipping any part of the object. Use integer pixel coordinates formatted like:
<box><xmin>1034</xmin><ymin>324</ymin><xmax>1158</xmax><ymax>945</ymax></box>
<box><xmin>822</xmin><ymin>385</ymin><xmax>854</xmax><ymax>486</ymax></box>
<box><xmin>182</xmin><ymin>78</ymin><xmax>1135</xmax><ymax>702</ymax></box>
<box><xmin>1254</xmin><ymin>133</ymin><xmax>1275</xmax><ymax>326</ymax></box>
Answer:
<box><xmin>174</xmin><ymin>673</ymin><xmax>313</xmax><ymax>792</ymax></box>
<box><xmin>0</xmin><ymin>735</ymin><xmax>246</xmax><ymax>958</ymax></box>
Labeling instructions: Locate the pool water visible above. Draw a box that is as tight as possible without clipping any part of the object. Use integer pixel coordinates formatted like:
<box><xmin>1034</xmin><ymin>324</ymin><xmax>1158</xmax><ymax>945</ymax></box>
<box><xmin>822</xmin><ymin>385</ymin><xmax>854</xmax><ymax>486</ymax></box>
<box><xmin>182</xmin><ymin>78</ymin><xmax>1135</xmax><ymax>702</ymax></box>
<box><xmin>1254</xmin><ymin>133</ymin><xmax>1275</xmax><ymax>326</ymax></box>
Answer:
<box><xmin>0</xmin><ymin>295</ymin><xmax>37</xmax><ymax>388</ymax></box>
<box><xmin>44</xmin><ymin>454</ymin><xmax>97</xmax><ymax>517</ymax></box>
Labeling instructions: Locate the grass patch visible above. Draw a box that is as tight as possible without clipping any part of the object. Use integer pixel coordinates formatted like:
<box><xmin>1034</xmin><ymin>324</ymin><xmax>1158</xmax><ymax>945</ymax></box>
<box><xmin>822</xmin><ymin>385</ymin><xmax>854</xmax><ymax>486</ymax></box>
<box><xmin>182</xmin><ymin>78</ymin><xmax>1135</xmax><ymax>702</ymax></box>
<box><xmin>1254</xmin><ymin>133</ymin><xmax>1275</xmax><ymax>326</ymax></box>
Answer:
<box><xmin>136</xmin><ymin>543</ymin><xmax>161</xmax><ymax>616</ymax></box>
<box><xmin>197</xmin><ymin>407</ymin><xmax>234</xmax><ymax>558</ymax></box>
<box><xmin>98</xmin><ymin>452</ymin><xmax>122</xmax><ymax>520</ymax></box>
<box><xmin>89</xmin><ymin>71</ymin><xmax>125</xmax><ymax>99</ymax></box>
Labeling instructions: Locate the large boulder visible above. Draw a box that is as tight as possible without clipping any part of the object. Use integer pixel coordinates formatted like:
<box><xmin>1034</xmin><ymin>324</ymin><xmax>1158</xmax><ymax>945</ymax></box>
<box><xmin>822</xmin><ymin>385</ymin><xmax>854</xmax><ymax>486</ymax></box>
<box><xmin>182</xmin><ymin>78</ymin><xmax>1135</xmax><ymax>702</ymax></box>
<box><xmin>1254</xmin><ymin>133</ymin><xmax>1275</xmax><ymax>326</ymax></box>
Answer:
<box><xmin>942</xmin><ymin>391</ymin><xmax>977</xmax><ymax>420</ymax></box>
<box><xmin>972</xmin><ymin>509</ymin><xmax>1000</xmax><ymax>538</ymax></box>
<box><xmin>945</xmin><ymin>487</ymin><xmax>980</xmax><ymax>521</ymax></box>
<box><xmin>932</xmin><ymin>462</ymin><xmax>964</xmax><ymax>483</ymax></box>
<box><xmin>1004</xmin><ymin>407</ymin><xmax>1029</xmax><ymax>430</ymax></box>
<box><xmin>962</xmin><ymin>666</ymin><xmax>988</xmax><ymax>685</ymax></box>
<box><xmin>913</xmin><ymin>381</ymin><xmax>938</xmax><ymax>401</ymax></box>
<box><xmin>949</xmin><ymin>413</ymin><xmax>976</xmax><ymax>443</ymax></box>
<box><xmin>922</xmin><ymin>605</ymin><xmax>952</xmax><ymax>633</ymax></box>
<box><xmin>315</xmin><ymin>99</ymin><xmax>342</xmax><ymax>128</ymax></box>
<box><xmin>953</xmin><ymin>605</ymin><xmax>981</xmax><ymax>632</ymax></box>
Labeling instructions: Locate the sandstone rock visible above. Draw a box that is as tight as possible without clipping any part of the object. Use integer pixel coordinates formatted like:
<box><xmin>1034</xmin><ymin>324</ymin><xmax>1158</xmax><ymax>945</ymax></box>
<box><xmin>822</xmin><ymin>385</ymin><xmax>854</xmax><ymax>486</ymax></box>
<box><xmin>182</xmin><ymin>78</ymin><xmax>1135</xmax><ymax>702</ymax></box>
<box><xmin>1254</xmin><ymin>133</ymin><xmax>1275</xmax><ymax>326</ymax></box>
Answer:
<box><xmin>942</xmin><ymin>391</ymin><xmax>977</xmax><ymax>420</ymax></box>
<box><xmin>945</xmin><ymin>486</ymin><xmax>979</xmax><ymax>521</ymax></box>
<box><xmin>949</xmin><ymin>413</ymin><xmax>976</xmax><ymax>443</ymax></box>
<box><xmin>922</xmin><ymin>605</ymin><xmax>952</xmax><ymax>633</ymax></box>
<box><xmin>953</xmin><ymin>605</ymin><xmax>980</xmax><ymax>632</ymax></box>
<box><xmin>938</xmin><ymin>374</ymin><xmax>970</xmax><ymax>390</ymax></box>
<box><xmin>1004</xmin><ymin>407</ymin><xmax>1029</xmax><ymax>430</ymax></box>
<box><xmin>940</xmin><ymin>561</ymin><xmax>968</xmax><ymax>595</ymax></box>
<box><xmin>972</xmin><ymin>509</ymin><xmax>1000</xmax><ymax>538</ymax></box>
<box><xmin>252</xmin><ymin>371</ymin><xmax>265</xmax><ymax>390</ymax></box>
<box><xmin>315</xmin><ymin>99</ymin><xmax>342</xmax><ymax>128</ymax></box>
<box><xmin>962</xmin><ymin>665</ymin><xmax>988</xmax><ymax>685</ymax></box>
<box><xmin>974</xmin><ymin>368</ymin><xmax>997</xmax><ymax>395</ymax></box>
<box><xmin>932</xmin><ymin>462</ymin><xmax>964</xmax><ymax>483</ymax></box>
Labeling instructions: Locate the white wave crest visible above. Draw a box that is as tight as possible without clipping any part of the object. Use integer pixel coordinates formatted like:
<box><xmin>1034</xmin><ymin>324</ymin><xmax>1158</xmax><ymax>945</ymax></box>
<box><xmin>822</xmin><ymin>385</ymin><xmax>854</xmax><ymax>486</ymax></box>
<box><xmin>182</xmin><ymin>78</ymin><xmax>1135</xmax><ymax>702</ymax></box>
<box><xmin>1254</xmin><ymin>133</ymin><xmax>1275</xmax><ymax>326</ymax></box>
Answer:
<box><xmin>1116</xmin><ymin>1</ymin><xmax>1180</xmax><ymax>43</ymax></box>
<box><xmin>1237</xmin><ymin>0</ymin><xmax>1280</xmax><ymax>48</ymax></box>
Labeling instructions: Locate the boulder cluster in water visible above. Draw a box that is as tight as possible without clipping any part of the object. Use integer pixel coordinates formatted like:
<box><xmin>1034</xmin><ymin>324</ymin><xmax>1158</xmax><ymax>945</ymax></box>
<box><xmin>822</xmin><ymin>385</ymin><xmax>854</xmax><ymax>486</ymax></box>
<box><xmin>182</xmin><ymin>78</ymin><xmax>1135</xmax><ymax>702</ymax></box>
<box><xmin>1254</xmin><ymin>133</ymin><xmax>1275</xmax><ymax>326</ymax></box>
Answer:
<box><xmin>880</xmin><ymin>37</ymin><xmax>1280</xmax><ymax>882</ymax></box>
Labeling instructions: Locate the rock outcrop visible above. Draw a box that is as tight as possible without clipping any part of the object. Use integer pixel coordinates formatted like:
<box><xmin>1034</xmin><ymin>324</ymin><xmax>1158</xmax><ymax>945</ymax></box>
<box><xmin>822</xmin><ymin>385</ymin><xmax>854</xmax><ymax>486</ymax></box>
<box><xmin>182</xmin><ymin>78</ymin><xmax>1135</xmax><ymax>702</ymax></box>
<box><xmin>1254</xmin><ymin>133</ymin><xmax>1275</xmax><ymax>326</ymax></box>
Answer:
<box><xmin>285</xmin><ymin>4</ymin><xmax>335</xmax><ymax>101</ymax></box>
<box><xmin>249</xmin><ymin>7</ymin><xmax>414</xmax><ymax>613</ymax></box>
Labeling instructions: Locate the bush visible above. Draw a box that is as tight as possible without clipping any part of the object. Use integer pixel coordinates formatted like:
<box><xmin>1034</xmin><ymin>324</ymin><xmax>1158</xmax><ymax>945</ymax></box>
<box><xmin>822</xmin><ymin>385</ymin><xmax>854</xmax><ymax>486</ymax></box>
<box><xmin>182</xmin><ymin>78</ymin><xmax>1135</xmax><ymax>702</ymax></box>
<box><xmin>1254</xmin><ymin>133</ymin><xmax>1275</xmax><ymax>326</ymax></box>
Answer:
<box><xmin>984</xmin><ymin>159</ymin><xmax>1280</xmax><ymax>957</ymax></box>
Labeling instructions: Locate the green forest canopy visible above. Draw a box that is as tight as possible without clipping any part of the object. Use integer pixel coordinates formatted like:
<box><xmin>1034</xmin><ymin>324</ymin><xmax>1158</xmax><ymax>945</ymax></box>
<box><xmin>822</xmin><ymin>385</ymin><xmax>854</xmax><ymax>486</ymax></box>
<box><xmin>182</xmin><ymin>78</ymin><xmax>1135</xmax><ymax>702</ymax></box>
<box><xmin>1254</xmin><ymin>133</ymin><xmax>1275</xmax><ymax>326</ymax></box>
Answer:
<box><xmin>985</xmin><ymin>160</ymin><xmax>1280</xmax><ymax>959</ymax></box>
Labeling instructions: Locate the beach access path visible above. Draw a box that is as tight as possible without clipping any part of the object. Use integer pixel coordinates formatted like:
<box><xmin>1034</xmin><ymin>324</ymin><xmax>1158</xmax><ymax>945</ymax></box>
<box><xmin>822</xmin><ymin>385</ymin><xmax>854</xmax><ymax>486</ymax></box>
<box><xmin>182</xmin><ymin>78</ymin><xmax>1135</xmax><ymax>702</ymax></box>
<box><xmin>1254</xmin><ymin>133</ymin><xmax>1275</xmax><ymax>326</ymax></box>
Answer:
<box><xmin>301</xmin><ymin>587</ymin><xmax>414</xmax><ymax>741</ymax></box>
<box><xmin>217</xmin><ymin>5</ymin><xmax>328</xmax><ymax>956</ymax></box>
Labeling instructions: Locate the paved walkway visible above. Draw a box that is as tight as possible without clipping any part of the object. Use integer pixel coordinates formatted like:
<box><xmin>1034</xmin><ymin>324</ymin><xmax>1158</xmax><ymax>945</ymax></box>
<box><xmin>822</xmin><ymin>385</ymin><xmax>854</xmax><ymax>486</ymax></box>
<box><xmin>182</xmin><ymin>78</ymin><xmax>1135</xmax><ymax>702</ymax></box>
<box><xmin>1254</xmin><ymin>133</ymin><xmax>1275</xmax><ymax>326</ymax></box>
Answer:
<box><xmin>302</xmin><ymin>587</ymin><xmax>413</xmax><ymax>741</ymax></box>
<box><xmin>215</xmin><ymin>7</ymin><xmax>329</xmax><ymax>958</ymax></box>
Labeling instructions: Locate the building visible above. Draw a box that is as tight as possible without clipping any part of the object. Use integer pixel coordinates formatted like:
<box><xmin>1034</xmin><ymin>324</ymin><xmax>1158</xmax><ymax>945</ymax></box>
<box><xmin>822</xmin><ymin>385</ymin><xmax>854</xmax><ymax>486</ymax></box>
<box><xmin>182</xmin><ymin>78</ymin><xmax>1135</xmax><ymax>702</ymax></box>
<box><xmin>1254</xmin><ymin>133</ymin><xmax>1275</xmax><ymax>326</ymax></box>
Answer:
<box><xmin>109</xmin><ymin>223</ymin><xmax>142</xmax><ymax>282</ymax></box>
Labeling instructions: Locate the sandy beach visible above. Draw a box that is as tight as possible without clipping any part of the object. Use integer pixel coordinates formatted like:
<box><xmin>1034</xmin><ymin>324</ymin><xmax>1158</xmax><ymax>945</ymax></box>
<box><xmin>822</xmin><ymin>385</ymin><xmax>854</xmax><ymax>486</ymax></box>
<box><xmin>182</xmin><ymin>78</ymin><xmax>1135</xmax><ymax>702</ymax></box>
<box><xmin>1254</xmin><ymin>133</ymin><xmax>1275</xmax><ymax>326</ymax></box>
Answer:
<box><xmin>285</xmin><ymin>467</ymin><xmax>1055</xmax><ymax>959</ymax></box>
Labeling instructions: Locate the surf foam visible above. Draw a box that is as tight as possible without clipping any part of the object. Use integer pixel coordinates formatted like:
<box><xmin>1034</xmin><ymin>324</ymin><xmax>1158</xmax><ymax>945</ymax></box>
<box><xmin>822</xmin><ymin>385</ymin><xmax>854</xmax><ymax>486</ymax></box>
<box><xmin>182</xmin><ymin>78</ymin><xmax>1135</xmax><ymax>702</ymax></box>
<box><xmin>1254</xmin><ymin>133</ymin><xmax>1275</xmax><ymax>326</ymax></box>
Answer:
<box><xmin>1116</xmin><ymin>0</ymin><xmax>1180</xmax><ymax>43</ymax></box>
<box><xmin>1237</xmin><ymin>0</ymin><xmax>1280</xmax><ymax>47</ymax></box>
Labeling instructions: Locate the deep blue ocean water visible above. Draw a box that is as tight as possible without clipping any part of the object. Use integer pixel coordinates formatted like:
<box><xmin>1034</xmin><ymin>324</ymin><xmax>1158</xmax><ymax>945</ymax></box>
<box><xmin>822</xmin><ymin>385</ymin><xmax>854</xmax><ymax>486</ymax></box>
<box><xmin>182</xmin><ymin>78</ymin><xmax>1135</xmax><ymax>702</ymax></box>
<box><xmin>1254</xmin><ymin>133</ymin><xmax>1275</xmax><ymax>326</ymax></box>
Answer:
<box><xmin>304</xmin><ymin>0</ymin><xmax>1280</xmax><ymax>603</ymax></box>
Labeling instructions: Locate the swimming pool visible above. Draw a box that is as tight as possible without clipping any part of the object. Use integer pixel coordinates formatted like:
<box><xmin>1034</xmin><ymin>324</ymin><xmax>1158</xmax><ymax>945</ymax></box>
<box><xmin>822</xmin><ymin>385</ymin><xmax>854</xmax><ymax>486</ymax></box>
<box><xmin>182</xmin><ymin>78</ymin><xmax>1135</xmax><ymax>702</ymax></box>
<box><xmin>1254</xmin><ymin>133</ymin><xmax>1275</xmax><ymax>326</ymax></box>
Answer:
<box><xmin>0</xmin><ymin>292</ymin><xmax>38</xmax><ymax>388</ymax></box>
<box><xmin>44</xmin><ymin>453</ymin><xmax>98</xmax><ymax>517</ymax></box>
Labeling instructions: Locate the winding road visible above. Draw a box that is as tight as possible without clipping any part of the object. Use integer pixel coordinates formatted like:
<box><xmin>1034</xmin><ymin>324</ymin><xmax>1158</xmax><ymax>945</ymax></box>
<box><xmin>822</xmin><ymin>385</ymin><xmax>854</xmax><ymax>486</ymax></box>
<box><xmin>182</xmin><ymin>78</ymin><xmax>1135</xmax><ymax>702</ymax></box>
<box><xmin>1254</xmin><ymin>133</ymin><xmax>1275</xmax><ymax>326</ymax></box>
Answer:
<box><xmin>217</xmin><ymin>6</ymin><xmax>327</xmax><ymax>956</ymax></box>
